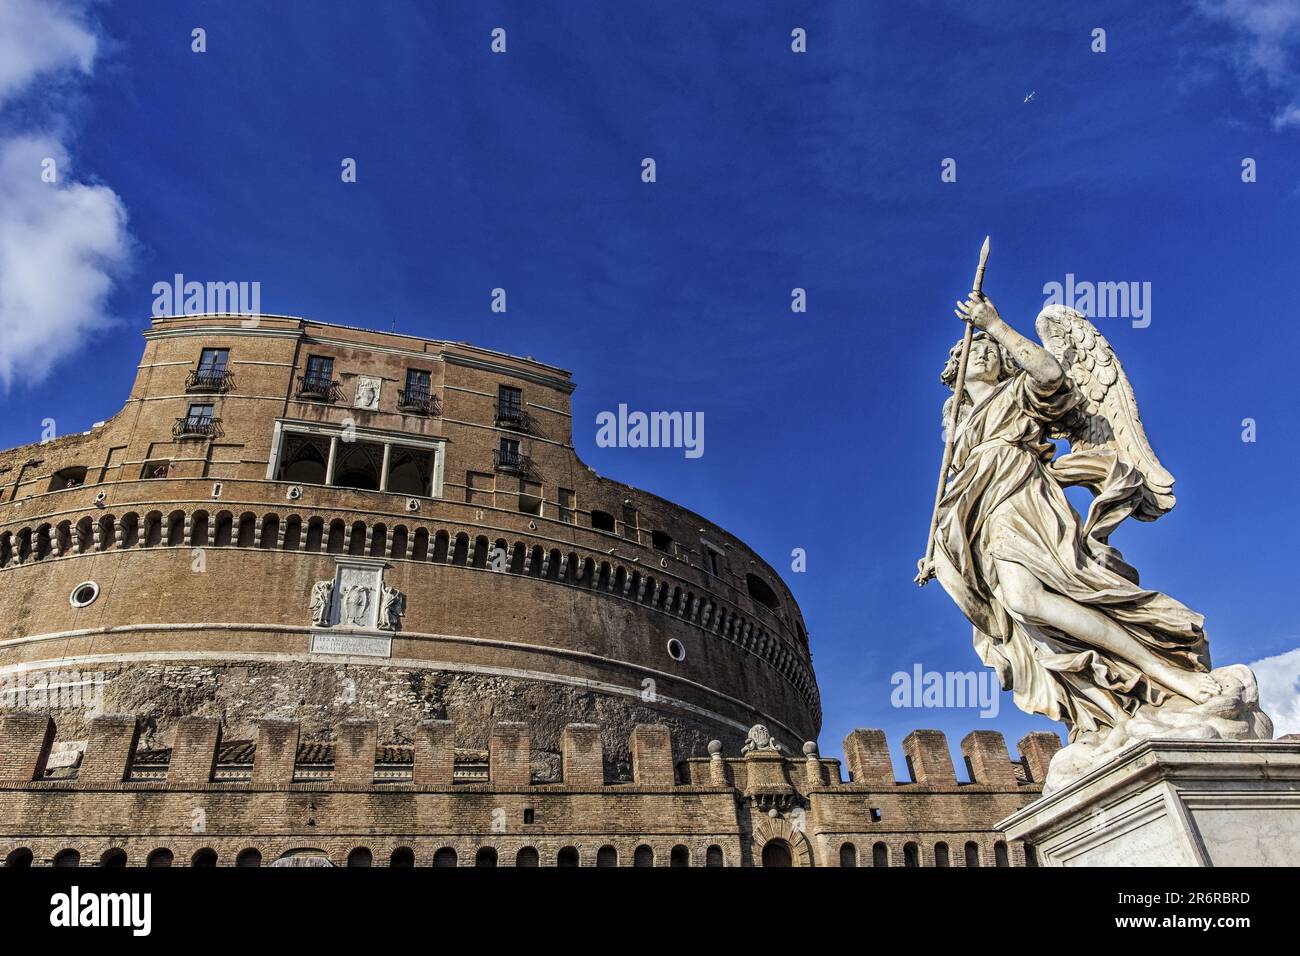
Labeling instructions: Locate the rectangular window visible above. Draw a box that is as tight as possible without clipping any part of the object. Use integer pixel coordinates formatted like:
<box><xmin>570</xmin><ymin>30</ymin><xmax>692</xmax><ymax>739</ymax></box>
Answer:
<box><xmin>499</xmin><ymin>437</ymin><xmax>520</xmax><ymax>459</ymax></box>
<box><xmin>519</xmin><ymin>479</ymin><xmax>543</xmax><ymax>516</ymax></box>
<box><xmin>498</xmin><ymin>385</ymin><xmax>523</xmax><ymax>416</ymax></box>
<box><xmin>198</xmin><ymin>348</ymin><xmax>229</xmax><ymax>372</ymax></box>
<box><xmin>186</xmin><ymin>402</ymin><xmax>215</xmax><ymax>424</ymax></box>
<box><xmin>621</xmin><ymin>504</ymin><xmax>639</xmax><ymax>542</ymax></box>
<box><xmin>704</xmin><ymin>544</ymin><xmax>721</xmax><ymax>576</ymax></box>
<box><xmin>558</xmin><ymin>487</ymin><xmax>575</xmax><ymax>524</ymax></box>
<box><xmin>405</xmin><ymin>368</ymin><xmax>431</xmax><ymax>396</ymax></box>
<box><xmin>306</xmin><ymin>355</ymin><xmax>334</xmax><ymax>382</ymax></box>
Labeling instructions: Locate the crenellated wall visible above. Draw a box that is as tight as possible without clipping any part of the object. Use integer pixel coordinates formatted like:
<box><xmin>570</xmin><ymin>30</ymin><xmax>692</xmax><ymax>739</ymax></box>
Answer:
<box><xmin>0</xmin><ymin>710</ymin><xmax>1060</xmax><ymax>868</ymax></box>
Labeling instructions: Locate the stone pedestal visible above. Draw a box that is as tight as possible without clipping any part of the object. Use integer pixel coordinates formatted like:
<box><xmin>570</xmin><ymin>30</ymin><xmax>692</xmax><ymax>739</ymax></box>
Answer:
<box><xmin>998</xmin><ymin>738</ymin><xmax>1300</xmax><ymax>866</ymax></box>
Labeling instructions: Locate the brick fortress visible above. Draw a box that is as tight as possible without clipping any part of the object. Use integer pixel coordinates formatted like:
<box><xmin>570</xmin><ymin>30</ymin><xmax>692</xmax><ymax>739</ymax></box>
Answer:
<box><xmin>0</xmin><ymin>314</ymin><xmax>1059</xmax><ymax>866</ymax></box>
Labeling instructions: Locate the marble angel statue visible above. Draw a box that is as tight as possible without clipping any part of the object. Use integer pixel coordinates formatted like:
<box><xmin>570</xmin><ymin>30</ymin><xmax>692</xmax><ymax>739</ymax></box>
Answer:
<box><xmin>916</xmin><ymin>283</ymin><xmax>1271</xmax><ymax>788</ymax></box>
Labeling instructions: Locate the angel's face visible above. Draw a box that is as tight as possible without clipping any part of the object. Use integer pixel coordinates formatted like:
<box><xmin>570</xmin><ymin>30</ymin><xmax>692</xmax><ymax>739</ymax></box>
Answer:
<box><xmin>965</xmin><ymin>339</ymin><xmax>1003</xmax><ymax>384</ymax></box>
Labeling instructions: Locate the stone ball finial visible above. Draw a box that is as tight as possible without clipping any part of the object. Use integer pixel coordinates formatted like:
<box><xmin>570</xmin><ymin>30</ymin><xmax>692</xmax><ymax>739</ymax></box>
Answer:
<box><xmin>802</xmin><ymin>740</ymin><xmax>817</xmax><ymax>757</ymax></box>
<box><xmin>707</xmin><ymin>739</ymin><xmax>723</xmax><ymax>757</ymax></box>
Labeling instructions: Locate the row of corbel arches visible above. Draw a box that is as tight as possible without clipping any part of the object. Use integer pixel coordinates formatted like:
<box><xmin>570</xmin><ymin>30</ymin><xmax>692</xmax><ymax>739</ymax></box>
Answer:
<box><xmin>0</xmin><ymin>509</ymin><xmax>819</xmax><ymax>714</ymax></box>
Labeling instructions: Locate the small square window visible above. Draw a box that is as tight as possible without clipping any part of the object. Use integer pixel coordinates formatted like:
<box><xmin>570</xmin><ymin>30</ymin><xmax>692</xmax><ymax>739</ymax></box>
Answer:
<box><xmin>523</xmin><ymin>808</ymin><xmax>535</xmax><ymax>825</ymax></box>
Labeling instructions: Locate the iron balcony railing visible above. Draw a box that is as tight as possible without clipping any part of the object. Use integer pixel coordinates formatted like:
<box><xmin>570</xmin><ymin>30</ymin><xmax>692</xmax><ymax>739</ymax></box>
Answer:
<box><xmin>173</xmin><ymin>415</ymin><xmax>222</xmax><ymax>438</ymax></box>
<box><xmin>185</xmin><ymin>368</ymin><xmax>233</xmax><ymax>393</ymax></box>
<box><xmin>398</xmin><ymin>388</ymin><xmax>440</xmax><ymax>415</ymax></box>
<box><xmin>493</xmin><ymin>448</ymin><xmax>532</xmax><ymax>475</ymax></box>
<box><xmin>296</xmin><ymin>374</ymin><xmax>340</xmax><ymax>401</ymax></box>
<box><xmin>494</xmin><ymin>403</ymin><xmax>533</xmax><ymax>432</ymax></box>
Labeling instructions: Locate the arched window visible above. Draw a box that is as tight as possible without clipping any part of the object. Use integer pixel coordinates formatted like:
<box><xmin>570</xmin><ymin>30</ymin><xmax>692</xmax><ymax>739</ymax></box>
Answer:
<box><xmin>53</xmin><ymin>849</ymin><xmax>80</xmax><ymax>867</ymax></box>
<box><xmin>873</xmin><ymin>843</ymin><xmax>889</xmax><ymax>867</ymax></box>
<box><xmin>213</xmin><ymin>512</ymin><xmax>233</xmax><ymax>546</ymax></box>
<box><xmin>995</xmin><ymin>840</ymin><xmax>1010</xmax><ymax>867</ymax></box>
<box><xmin>390</xmin><ymin>847</ymin><xmax>414</xmax><ymax>867</ymax></box>
<box><xmin>705</xmin><ymin>845</ymin><xmax>725</xmax><ymax>867</ymax></box>
<box><xmin>236</xmin><ymin>848</ymin><xmax>262</xmax><ymax>867</ymax></box>
<box><xmin>432</xmin><ymin>847</ymin><xmax>457</xmax><ymax>868</ymax></box>
<box><xmin>761</xmin><ymin>840</ymin><xmax>793</xmax><ymax>868</ymax></box>
<box><xmin>515</xmin><ymin>847</ymin><xmax>539</xmax><ymax>868</ymax></box>
<box><xmin>191</xmin><ymin>848</ymin><xmax>218</xmax><ymax>867</ymax></box>
<box><xmin>669</xmin><ymin>845</ymin><xmax>689</xmax><ymax>867</ymax></box>
<box><xmin>100</xmin><ymin>848</ymin><xmax>127</xmax><ymax>867</ymax></box>
<box><xmin>632</xmin><ymin>845</ymin><xmax>654</xmax><ymax>868</ymax></box>
<box><xmin>964</xmin><ymin>841</ymin><xmax>980</xmax><ymax>867</ymax></box>
<box><xmin>475</xmin><ymin>847</ymin><xmax>498</xmax><ymax>867</ymax></box>
<box><xmin>4</xmin><ymin>848</ymin><xmax>33</xmax><ymax>868</ymax></box>
<box><xmin>147</xmin><ymin>848</ymin><xmax>174</xmax><ymax>868</ymax></box>
<box><xmin>935</xmin><ymin>842</ymin><xmax>950</xmax><ymax>867</ymax></box>
<box><xmin>839</xmin><ymin>843</ymin><xmax>858</xmax><ymax>868</ymax></box>
<box><xmin>557</xmin><ymin>846</ymin><xmax>579</xmax><ymax>867</ymax></box>
<box><xmin>903</xmin><ymin>842</ymin><xmax>920</xmax><ymax>867</ymax></box>
<box><xmin>347</xmin><ymin>847</ymin><xmax>372</xmax><ymax>867</ymax></box>
<box><xmin>236</xmin><ymin>513</ymin><xmax>256</xmax><ymax>548</ymax></box>
<box><xmin>348</xmin><ymin>522</ymin><xmax>367</xmax><ymax>555</ymax></box>
<box><xmin>259</xmin><ymin>514</ymin><xmax>279</xmax><ymax>549</ymax></box>
<box><xmin>596</xmin><ymin>846</ymin><xmax>617</xmax><ymax>867</ymax></box>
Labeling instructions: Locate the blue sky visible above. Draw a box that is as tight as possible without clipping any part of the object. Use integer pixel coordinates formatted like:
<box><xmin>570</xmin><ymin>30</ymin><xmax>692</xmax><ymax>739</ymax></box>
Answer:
<box><xmin>2</xmin><ymin>0</ymin><xmax>1299</xmax><ymax>768</ymax></box>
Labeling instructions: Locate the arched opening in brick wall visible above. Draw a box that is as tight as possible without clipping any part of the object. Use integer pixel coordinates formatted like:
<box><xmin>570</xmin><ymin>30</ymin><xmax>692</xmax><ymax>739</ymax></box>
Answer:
<box><xmin>761</xmin><ymin>839</ymin><xmax>793</xmax><ymax>868</ymax></box>
<box><xmin>347</xmin><ymin>847</ymin><xmax>372</xmax><ymax>867</ymax></box>
<box><xmin>515</xmin><ymin>847</ymin><xmax>538</xmax><ymax>867</ymax></box>
<box><xmin>432</xmin><ymin>847</ymin><xmax>457</xmax><ymax>868</ymax></box>
<box><xmin>4</xmin><ymin>848</ymin><xmax>33</xmax><ymax>867</ymax></box>
<box><xmin>995</xmin><ymin>841</ymin><xmax>1010</xmax><ymax>867</ymax></box>
<box><xmin>192</xmin><ymin>848</ymin><xmax>218</xmax><ymax>867</ymax></box>
<box><xmin>100</xmin><ymin>848</ymin><xmax>127</xmax><ymax>867</ymax></box>
<box><xmin>670</xmin><ymin>845</ymin><xmax>689</xmax><ymax>867</ymax></box>
<box><xmin>965</xmin><ymin>842</ymin><xmax>980</xmax><ymax>867</ymax></box>
<box><xmin>903</xmin><ymin>842</ymin><xmax>920</xmax><ymax>867</ymax></box>
<box><xmin>596</xmin><ymin>846</ymin><xmax>617</xmax><ymax>867</ymax></box>
<box><xmin>840</xmin><ymin>843</ymin><xmax>857</xmax><ymax>868</ymax></box>
<box><xmin>53</xmin><ymin>849</ymin><xmax>79</xmax><ymax>867</ymax></box>
<box><xmin>705</xmin><ymin>845</ymin><xmax>724</xmax><ymax>867</ymax></box>
<box><xmin>633</xmin><ymin>845</ymin><xmax>653</xmax><ymax>868</ymax></box>
<box><xmin>390</xmin><ymin>847</ymin><xmax>414</xmax><ymax>868</ymax></box>
<box><xmin>147</xmin><ymin>849</ymin><xmax>173</xmax><ymax>867</ymax></box>
<box><xmin>475</xmin><ymin>847</ymin><xmax>498</xmax><ymax>867</ymax></box>
<box><xmin>557</xmin><ymin>846</ymin><xmax>579</xmax><ymax>867</ymax></box>
<box><xmin>237</xmin><ymin>848</ymin><xmax>262</xmax><ymax>867</ymax></box>
<box><xmin>873</xmin><ymin>843</ymin><xmax>889</xmax><ymax>867</ymax></box>
<box><xmin>935</xmin><ymin>842</ymin><xmax>950</xmax><ymax>867</ymax></box>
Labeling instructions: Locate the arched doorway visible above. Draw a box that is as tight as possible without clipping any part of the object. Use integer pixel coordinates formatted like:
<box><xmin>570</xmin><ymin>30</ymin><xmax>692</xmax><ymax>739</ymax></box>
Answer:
<box><xmin>761</xmin><ymin>839</ymin><xmax>793</xmax><ymax>868</ymax></box>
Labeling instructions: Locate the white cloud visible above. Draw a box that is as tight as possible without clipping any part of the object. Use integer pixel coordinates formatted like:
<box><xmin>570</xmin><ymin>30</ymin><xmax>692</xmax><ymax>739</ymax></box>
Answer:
<box><xmin>0</xmin><ymin>0</ymin><xmax>97</xmax><ymax>108</ymax></box>
<box><xmin>0</xmin><ymin>135</ymin><xmax>129</xmax><ymax>385</ymax></box>
<box><xmin>1196</xmin><ymin>0</ymin><xmax>1300</xmax><ymax>130</ymax></box>
<box><xmin>0</xmin><ymin>0</ymin><xmax>130</xmax><ymax>389</ymax></box>
<box><xmin>1248</xmin><ymin>647</ymin><xmax>1300</xmax><ymax>737</ymax></box>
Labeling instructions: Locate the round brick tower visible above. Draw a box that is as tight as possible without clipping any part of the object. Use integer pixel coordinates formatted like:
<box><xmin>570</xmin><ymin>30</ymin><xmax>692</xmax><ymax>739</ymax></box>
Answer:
<box><xmin>0</xmin><ymin>315</ymin><xmax>819</xmax><ymax>771</ymax></box>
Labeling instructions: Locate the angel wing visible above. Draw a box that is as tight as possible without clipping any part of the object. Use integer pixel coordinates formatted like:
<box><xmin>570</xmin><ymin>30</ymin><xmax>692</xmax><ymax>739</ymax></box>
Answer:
<box><xmin>1035</xmin><ymin>305</ymin><xmax>1175</xmax><ymax>521</ymax></box>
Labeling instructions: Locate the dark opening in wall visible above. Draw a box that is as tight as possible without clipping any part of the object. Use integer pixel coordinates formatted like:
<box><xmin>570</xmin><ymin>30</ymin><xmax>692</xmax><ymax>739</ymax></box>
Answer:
<box><xmin>49</xmin><ymin>466</ymin><xmax>88</xmax><ymax>491</ymax></box>
<box><xmin>590</xmin><ymin>509</ymin><xmax>615</xmax><ymax>533</ymax></box>
<box><xmin>652</xmin><ymin>530</ymin><xmax>673</xmax><ymax>553</ymax></box>
<box><xmin>745</xmin><ymin>573</ymin><xmax>780</xmax><ymax>611</ymax></box>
